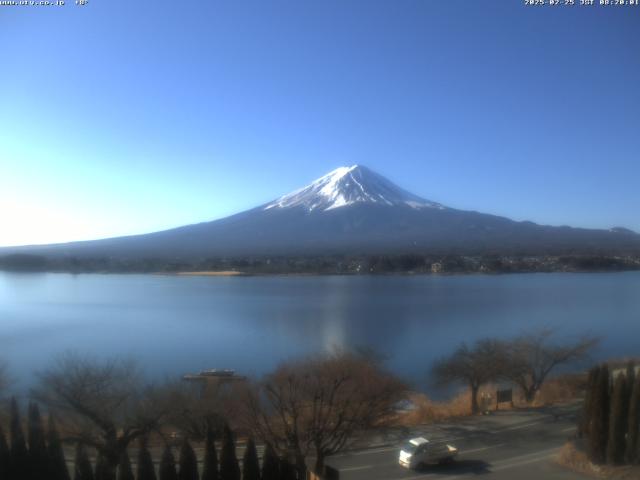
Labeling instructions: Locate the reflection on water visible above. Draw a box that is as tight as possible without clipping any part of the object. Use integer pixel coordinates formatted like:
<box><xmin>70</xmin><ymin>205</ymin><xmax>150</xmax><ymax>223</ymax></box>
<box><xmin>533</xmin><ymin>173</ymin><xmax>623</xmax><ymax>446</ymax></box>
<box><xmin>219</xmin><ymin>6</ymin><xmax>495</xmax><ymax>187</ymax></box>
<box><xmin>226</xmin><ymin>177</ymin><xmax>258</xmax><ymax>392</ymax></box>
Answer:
<box><xmin>1</xmin><ymin>271</ymin><xmax>639</xmax><ymax>393</ymax></box>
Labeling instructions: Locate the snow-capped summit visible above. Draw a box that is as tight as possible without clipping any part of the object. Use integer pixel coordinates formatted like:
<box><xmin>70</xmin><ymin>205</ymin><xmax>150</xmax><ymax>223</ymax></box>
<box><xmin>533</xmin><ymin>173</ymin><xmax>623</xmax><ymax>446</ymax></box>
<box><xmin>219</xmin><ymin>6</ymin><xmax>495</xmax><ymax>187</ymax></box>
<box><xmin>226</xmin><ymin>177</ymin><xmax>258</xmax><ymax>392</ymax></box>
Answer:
<box><xmin>264</xmin><ymin>165</ymin><xmax>445</xmax><ymax>212</ymax></box>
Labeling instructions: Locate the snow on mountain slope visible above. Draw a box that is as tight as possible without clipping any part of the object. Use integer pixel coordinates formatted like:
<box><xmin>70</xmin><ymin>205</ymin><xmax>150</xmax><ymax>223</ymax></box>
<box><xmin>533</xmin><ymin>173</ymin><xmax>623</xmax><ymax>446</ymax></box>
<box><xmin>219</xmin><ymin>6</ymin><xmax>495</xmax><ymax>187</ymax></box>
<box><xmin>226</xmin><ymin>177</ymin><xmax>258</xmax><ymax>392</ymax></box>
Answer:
<box><xmin>264</xmin><ymin>165</ymin><xmax>445</xmax><ymax>212</ymax></box>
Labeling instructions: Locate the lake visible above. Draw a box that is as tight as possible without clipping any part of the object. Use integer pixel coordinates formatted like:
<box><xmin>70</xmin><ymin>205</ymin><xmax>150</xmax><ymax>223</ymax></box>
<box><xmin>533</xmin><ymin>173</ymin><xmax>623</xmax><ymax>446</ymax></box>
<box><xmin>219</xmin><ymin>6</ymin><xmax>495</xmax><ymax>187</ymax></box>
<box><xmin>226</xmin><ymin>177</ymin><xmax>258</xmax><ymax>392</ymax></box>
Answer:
<box><xmin>1</xmin><ymin>271</ymin><xmax>639</xmax><ymax>394</ymax></box>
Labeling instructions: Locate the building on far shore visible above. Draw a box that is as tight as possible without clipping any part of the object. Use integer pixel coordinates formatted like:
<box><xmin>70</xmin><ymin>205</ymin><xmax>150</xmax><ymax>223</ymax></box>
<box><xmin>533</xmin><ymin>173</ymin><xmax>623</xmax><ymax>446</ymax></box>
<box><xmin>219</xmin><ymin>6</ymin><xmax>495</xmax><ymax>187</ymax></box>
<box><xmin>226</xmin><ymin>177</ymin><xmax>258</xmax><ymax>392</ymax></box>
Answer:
<box><xmin>183</xmin><ymin>369</ymin><xmax>247</xmax><ymax>396</ymax></box>
<box><xmin>183</xmin><ymin>368</ymin><xmax>246</xmax><ymax>382</ymax></box>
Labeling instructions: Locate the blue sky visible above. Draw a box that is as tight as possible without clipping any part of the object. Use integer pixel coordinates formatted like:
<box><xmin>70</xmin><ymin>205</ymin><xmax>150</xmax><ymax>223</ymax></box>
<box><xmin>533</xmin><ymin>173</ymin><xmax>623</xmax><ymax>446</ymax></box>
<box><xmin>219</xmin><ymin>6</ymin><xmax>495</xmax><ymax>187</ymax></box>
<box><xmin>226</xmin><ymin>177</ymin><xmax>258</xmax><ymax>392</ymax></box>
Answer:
<box><xmin>1</xmin><ymin>0</ymin><xmax>639</xmax><ymax>246</ymax></box>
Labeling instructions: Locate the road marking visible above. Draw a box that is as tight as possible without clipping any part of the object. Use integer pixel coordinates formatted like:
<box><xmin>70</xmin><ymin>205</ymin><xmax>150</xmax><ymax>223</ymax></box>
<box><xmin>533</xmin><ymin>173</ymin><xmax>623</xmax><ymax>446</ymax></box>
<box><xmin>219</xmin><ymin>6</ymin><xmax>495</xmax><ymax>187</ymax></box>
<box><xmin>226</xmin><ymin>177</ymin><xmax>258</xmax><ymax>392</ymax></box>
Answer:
<box><xmin>443</xmin><ymin>447</ymin><xmax>559</xmax><ymax>479</ymax></box>
<box><xmin>459</xmin><ymin>443</ymin><xmax>506</xmax><ymax>454</ymax></box>
<box><xmin>333</xmin><ymin>418</ymin><xmax>569</xmax><ymax>462</ymax></box>
<box><xmin>334</xmin><ymin>440</ymin><xmax>507</xmax><ymax>459</ymax></box>
<box><xmin>490</xmin><ymin>447</ymin><xmax>559</xmax><ymax>471</ymax></box>
<box><xmin>488</xmin><ymin>420</ymin><xmax>546</xmax><ymax>433</ymax></box>
<box><xmin>371</xmin><ymin>447</ymin><xmax>561</xmax><ymax>480</ymax></box>
<box><xmin>336</xmin><ymin>444</ymin><xmax>506</xmax><ymax>474</ymax></box>
<box><xmin>335</xmin><ymin>446</ymin><xmax>397</xmax><ymax>457</ymax></box>
<box><xmin>341</xmin><ymin>465</ymin><xmax>375</xmax><ymax>472</ymax></box>
<box><xmin>398</xmin><ymin>474</ymin><xmax>438</xmax><ymax>480</ymax></box>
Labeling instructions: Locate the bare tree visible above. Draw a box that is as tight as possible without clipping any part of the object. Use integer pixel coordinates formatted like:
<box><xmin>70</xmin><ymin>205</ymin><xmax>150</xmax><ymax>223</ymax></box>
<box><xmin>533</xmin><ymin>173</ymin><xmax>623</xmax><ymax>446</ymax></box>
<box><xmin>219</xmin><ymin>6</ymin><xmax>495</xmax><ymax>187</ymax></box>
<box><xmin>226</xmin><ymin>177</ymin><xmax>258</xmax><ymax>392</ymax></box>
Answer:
<box><xmin>33</xmin><ymin>353</ymin><xmax>167</xmax><ymax>480</ymax></box>
<box><xmin>244</xmin><ymin>350</ymin><xmax>407</xmax><ymax>476</ymax></box>
<box><xmin>155</xmin><ymin>381</ymin><xmax>222</xmax><ymax>441</ymax></box>
<box><xmin>157</xmin><ymin>379</ymin><xmax>248</xmax><ymax>441</ymax></box>
<box><xmin>503</xmin><ymin>330</ymin><xmax>599</xmax><ymax>402</ymax></box>
<box><xmin>432</xmin><ymin>339</ymin><xmax>507</xmax><ymax>414</ymax></box>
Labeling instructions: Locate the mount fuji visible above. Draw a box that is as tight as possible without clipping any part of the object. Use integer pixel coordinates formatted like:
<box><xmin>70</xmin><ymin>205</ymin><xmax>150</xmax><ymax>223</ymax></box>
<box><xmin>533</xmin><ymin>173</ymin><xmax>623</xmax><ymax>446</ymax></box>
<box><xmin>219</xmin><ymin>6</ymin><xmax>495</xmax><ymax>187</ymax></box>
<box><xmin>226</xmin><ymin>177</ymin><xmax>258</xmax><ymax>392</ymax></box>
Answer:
<box><xmin>263</xmin><ymin>165</ymin><xmax>444</xmax><ymax>212</ymax></box>
<box><xmin>3</xmin><ymin>165</ymin><xmax>639</xmax><ymax>260</ymax></box>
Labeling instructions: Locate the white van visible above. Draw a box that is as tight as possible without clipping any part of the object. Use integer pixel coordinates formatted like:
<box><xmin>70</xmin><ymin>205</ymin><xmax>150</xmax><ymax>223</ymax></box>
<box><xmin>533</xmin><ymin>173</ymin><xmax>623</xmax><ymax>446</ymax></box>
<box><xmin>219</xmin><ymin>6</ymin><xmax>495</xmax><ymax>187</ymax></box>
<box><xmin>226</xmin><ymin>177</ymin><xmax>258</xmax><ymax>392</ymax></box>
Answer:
<box><xmin>398</xmin><ymin>437</ymin><xmax>458</xmax><ymax>469</ymax></box>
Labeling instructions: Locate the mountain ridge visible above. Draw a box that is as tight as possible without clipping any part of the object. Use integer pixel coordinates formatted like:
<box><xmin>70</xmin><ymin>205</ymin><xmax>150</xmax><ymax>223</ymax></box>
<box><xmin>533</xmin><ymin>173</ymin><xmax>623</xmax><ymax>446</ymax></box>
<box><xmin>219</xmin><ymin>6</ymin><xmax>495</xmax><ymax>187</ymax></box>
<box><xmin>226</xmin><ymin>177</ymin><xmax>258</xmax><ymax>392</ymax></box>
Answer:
<box><xmin>1</xmin><ymin>165</ymin><xmax>639</xmax><ymax>260</ymax></box>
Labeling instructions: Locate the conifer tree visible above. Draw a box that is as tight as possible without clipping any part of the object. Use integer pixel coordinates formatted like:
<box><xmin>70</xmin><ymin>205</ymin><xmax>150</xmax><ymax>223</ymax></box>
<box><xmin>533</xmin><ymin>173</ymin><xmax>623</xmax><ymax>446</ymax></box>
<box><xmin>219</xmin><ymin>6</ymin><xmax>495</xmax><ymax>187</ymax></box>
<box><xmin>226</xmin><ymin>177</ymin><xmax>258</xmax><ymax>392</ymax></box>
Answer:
<box><xmin>625</xmin><ymin>362</ymin><xmax>635</xmax><ymax>395</ymax></box>
<box><xmin>75</xmin><ymin>444</ymin><xmax>95</xmax><ymax>480</ymax></box>
<box><xmin>47</xmin><ymin>414</ymin><xmax>71</xmax><ymax>480</ymax></box>
<box><xmin>219</xmin><ymin>425</ymin><xmax>240</xmax><ymax>480</ymax></box>
<box><xmin>137</xmin><ymin>437</ymin><xmax>157</xmax><ymax>480</ymax></box>
<box><xmin>95</xmin><ymin>453</ymin><xmax>106</xmax><ymax>480</ymax></box>
<box><xmin>278</xmin><ymin>457</ymin><xmax>296</xmax><ymax>480</ymax></box>
<box><xmin>201</xmin><ymin>428</ymin><xmax>219</xmax><ymax>480</ymax></box>
<box><xmin>242</xmin><ymin>437</ymin><xmax>261</xmax><ymax>480</ymax></box>
<box><xmin>0</xmin><ymin>424</ymin><xmax>9</xmax><ymax>480</ymax></box>
<box><xmin>588</xmin><ymin>364</ymin><xmax>610</xmax><ymax>464</ymax></box>
<box><xmin>28</xmin><ymin>402</ymin><xmax>49</xmax><ymax>480</ymax></box>
<box><xmin>260</xmin><ymin>444</ymin><xmax>279</xmax><ymax>480</ymax></box>
<box><xmin>607</xmin><ymin>374</ymin><xmax>628</xmax><ymax>464</ymax></box>
<box><xmin>9</xmin><ymin>397</ymin><xmax>30</xmax><ymax>480</ymax></box>
<box><xmin>95</xmin><ymin>452</ymin><xmax>117</xmax><ymax>480</ymax></box>
<box><xmin>580</xmin><ymin>366</ymin><xmax>598</xmax><ymax>437</ymax></box>
<box><xmin>178</xmin><ymin>439</ymin><xmax>199</xmax><ymax>480</ymax></box>
<box><xmin>159</xmin><ymin>445</ymin><xmax>179</xmax><ymax>480</ymax></box>
<box><xmin>117</xmin><ymin>450</ymin><xmax>135</xmax><ymax>480</ymax></box>
<box><xmin>626</xmin><ymin>373</ymin><xmax>640</xmax><ymax>464</ymax></box>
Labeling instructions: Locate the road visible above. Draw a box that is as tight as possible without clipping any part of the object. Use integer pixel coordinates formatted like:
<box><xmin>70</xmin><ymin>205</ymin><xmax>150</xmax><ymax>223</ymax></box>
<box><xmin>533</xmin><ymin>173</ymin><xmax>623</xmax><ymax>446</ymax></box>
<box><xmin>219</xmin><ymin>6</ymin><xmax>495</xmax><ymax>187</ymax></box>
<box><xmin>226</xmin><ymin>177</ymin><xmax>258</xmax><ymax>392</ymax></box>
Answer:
<box><xmin>326</xmin><ymin>404</ymin><xmax>589</xmax><ymax>480</ymax></box>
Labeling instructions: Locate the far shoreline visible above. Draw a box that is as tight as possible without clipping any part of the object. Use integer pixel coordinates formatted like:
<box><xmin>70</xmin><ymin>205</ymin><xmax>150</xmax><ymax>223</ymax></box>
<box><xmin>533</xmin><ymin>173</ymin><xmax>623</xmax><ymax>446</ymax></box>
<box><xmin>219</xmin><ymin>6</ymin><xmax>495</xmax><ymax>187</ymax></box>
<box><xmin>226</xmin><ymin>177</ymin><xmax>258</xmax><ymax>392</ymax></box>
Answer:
<box><xmin>167</xmin><ymin>270</ymin><xmax>249</xmax><ymax>277</ymax></box>
<box><xmin>1</xmin><ymin>253</ymin><xmax>640</xmax><ymax>277</ymax></box>
<box><xmin>153</xmin><ymin>269</ymin><xmax>640</xmax><ymax>278</ymax></box>
<box><xmin>2</xmin><ymin>269</ymin><xmax>640</xmax><ymax>277</ymax></box>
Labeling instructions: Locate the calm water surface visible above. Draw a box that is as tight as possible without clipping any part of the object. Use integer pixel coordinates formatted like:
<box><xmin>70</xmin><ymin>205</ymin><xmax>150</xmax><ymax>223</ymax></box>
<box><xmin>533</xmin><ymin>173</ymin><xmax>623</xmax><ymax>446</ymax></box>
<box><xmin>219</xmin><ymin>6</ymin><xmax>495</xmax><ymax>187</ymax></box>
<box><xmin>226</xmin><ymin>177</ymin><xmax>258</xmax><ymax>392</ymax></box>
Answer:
<box><xmin>1</xmin><ymin>272</ymin><xmax>639</xmax><ymax>392</ymax></box>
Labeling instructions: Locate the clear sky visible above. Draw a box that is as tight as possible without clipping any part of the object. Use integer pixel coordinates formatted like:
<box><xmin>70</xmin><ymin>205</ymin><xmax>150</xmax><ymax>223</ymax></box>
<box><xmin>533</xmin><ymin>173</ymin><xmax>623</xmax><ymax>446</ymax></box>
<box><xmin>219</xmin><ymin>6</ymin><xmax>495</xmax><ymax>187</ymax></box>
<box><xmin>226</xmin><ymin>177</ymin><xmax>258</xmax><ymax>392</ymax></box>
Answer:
<box><xmin>1</xmin><ymin>0</ymin><xmax>639</xmax><ymax>247</ymax></box>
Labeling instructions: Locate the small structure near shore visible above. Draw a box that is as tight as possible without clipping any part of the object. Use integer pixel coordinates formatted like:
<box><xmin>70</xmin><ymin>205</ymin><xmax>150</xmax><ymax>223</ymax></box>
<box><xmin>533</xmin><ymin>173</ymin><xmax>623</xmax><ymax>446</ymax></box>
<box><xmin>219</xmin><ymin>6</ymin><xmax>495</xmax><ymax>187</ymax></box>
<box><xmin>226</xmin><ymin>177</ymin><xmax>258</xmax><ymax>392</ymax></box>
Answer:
<box><xmin>183</xmin><ymin>368</ymin><xmax>247</xmax><ymax>383</ymax></box>
<box><xmin>182</xmin><ymin>369</ymin><xmax>247</xmax><ymax>398</ymax></box>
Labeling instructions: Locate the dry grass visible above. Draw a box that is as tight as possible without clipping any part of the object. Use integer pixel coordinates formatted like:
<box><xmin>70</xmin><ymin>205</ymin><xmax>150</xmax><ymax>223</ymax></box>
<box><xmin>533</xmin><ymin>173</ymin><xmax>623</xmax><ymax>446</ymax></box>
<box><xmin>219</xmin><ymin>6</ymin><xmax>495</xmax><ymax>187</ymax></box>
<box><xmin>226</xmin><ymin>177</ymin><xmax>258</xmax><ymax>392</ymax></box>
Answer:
<box><xmin>399</xmin><ymin>375</ymin><xmax>588</xmax><ymax>426</ymax></box>
<box><xmin>530</xmin><ymin>373</ymin><xmax>587</xmax><ymax>407</ymax></box>
<box><xmin>398</xmin><ymin>385</ymin><xmax>500</xmax><ymax>425</ymax></box>
<box><xmin>556</xmin><ymin>442</ymin><xmax>640</xmax><ymax>480</ymax></box>
<box><xmin>556</xmin><ymin>442</ymin><xmax>602</xmax><ymax>477</ymax></box>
